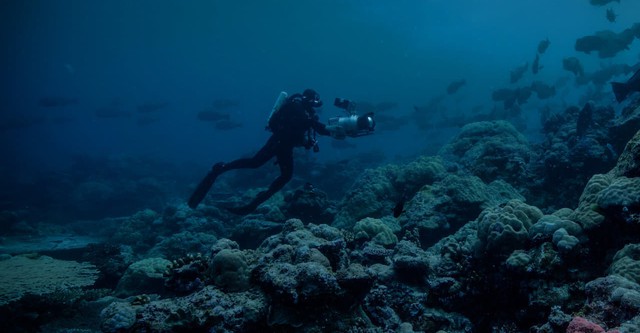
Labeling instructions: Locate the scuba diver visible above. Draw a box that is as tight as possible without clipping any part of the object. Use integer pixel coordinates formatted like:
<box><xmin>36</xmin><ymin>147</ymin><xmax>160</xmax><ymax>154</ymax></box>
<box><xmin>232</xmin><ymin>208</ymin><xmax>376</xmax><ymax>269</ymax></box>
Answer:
<box><xmin>188</xmin><ymin>88</ymin><xmax>375</xmax><ymax>215</ymax></box>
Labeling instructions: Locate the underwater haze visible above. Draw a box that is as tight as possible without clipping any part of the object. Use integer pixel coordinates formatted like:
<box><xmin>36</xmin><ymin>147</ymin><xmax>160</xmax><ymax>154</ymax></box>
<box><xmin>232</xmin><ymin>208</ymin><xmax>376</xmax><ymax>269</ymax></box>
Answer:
<box><xmin>3</xmin><ymin>1</ymin><xmax>639</xmax><ymax>175</ymax></box>
<box><xmin>3</xmin><ymin>1</ymin><xmax>640</xmax><ymax>331</ymax></box>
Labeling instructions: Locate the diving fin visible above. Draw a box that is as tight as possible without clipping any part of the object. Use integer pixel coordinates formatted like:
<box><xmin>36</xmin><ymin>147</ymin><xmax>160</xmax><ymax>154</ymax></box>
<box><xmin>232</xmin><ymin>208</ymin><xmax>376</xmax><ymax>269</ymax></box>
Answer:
<box><xmin>611</xmin><ymin>81</ymin><xmax>628</xmax><ymax>102</ymax></box>
<box><xmin>187</xmin><ymin>163</ymin><xmax>225</xmax><ymax>209</ymax></box>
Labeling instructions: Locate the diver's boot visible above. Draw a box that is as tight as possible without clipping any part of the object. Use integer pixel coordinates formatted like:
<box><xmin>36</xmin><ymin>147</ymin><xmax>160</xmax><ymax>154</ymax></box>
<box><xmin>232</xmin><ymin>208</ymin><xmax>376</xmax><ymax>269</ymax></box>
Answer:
<box><xmin>187</xmin><ymin>162</ymin><xmax>225</xmax><ymax>209</ymax></box>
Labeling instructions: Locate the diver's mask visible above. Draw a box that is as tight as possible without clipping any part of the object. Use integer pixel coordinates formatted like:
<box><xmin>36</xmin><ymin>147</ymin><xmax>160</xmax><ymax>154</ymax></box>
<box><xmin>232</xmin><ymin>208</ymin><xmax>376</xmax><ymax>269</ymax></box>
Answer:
<box><xmin>302</xmin><ymin>89</ymin><xmax>323</xmax><ymax>108</ymax></box>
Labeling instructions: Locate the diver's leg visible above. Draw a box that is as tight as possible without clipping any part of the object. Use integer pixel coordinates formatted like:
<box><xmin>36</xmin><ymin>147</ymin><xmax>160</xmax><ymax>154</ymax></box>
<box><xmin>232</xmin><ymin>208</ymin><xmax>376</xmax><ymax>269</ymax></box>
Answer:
<box><xmin>188</xmin><ymin>137</ymin><xmax>277</xmax><ymax>209</ymax></box>
<box><xmin>221</xmin><ymin>136</ymin><xmax>278</xmax><ymax>170</ymax></box>
<box><xmin>228</xmin><ymin>147</ymin><xmax>294</xmax><ymax>214</ymax></box>
<box><xmin>187</xmin><ymin>162</ymin><xmax>226</xmax><ymax>209</ymax></box>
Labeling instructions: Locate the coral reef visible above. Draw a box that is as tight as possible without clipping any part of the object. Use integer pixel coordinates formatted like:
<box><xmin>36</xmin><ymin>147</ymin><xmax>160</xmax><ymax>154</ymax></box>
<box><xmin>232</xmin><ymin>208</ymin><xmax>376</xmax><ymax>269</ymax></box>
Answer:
<box><xmin>283</xmin><ymin>184</ymin><xmax>334</xmax><ymax>224</ymax></box>
<box><xmin>6</xmin><ymin>122</ymin><xmax>640</xmax><ymax>332</ymax></box>
<box><xmin>401</xmin><ymin>174</ymin><xmax>523</xmax><ymax>246</ymax></box>
<box><xmin>528</xmin><ymin>103</ymin><xmax>617</xmax><ymax>210</ymax></box>
<box><xmin>100</xmin><ymin>287</ymin><xmax>268</xmax><ymax>332</ymax></box>
<box><xmin>0</xmin><ymin>254</ymin><xmax>98</xmax><ymax>306</ymax></box>
<box><xmin>115</xmin><ymin>257</ymin><xmax>171</xmax><ymax>297</ymax></box>
<box><xmin>353</xmin><ymin>217</ymin><xmax>399</xmax><ymax>247</ymax></box>
<box><xmin>333</xmin><ymin>156</ymin><xmax>446</xmax><ymax>230</ymax></box>
<box><xmin>439</xmin><ymin>120</ymin><xmax>532</xmax><ymax>186</ymax></box>
<box><xmin>475</xmin><ymin>199</ymin><xmax>543</xmax><ymax>258</ymax></box>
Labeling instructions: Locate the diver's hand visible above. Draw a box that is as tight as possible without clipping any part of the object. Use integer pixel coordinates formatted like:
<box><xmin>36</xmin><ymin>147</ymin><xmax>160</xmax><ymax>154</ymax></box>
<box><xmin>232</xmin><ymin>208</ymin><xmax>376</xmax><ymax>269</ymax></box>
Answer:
<box><xmin>326</xmin><ymin>125</ymin><xmax>346</xmax><ymax>140</ymax></box>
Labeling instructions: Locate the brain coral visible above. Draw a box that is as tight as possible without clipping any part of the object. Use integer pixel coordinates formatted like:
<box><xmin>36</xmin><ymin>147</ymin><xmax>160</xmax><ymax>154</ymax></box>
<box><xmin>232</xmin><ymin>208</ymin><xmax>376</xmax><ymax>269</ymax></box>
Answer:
<box><xmin>611</xmin><ymin>128</ymin><xmax>640</xmax><ymax>178</ymax></box>
<box><xmin>596</xmin><ymin>177</ymin><xmax>640</xmax><ymax>210</ymax></box>
<box><xmin>476</xmin><ymin>200</ymin><xmax>543</xmax><ymax>258</ymax></box>
<box><xmin>569</xmin><ymin>173</ymin><xmax>614</xmax><ymax>230</ymax></box>
<box><xmin>608</xmin><ymin>243</ymin><xmax>640</xmax><ymax>284</ymax></box>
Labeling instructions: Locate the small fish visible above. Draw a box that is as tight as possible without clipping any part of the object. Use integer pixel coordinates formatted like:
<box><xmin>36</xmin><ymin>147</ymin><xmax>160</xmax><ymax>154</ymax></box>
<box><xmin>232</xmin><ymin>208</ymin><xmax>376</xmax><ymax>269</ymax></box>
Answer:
<box><xmin>589</xmin><ymin>0</ymin><xmax>619</xmax><ymax>7</ymax></box>
<box><xmin>510</xmin><ymin>62</ymin><xmax>529</xmax><ymax>84</ymax></box>
<box><xmin>197</xmin><ymin>110</ymin><xmax>231</xmax><ymax>122</ymax></box>
<box><xmin>576</xmin><ymin>101</ymin><xmax>594</xmax><ymax>138</ymax></box>
<box><xmin>303</xmin><ymin>182</ymin><xmax>316</xmax><ymax>194</ymax></box>
<box><xmin>530</xmin><ymin>81</ymin><xmax>556</xmax><ymax>99</ymax></box>
<box><xmin>211</xmin><ymin>98</ymin><xmax>239</xmax><ymax>110</ymax></box>
<box><xmin>532</xmin><ymin>54</ymin><xmax>543</xmax><ymax>75</ymax></box>
<box><xmin>95</xmin><ymin>107</ymin><xmax>131</xmax><ymax>119</ymax></box>
<box><xmin>562</xmin><ymin>57</ymin><xmax>584</xmax><ymax>77</ymax></box>
<box><xmin>214</xmin><ymin>119</ymin><xmax>242</xmax><ymax>130</ymax></box>
<box><xmin>446</xmin><ymin>79</ymin><xmax>467</xmax><ymax>94</ymax></box>
<box><xmin>611</xmin><ymin>67</ymin><xmax>640</xmax><ymax>102</ymax></box>
<box><xmin>605</xmin><ymin>143</ymin><xmax>618</xmax><ymax>161</ymax></box>
<box><xmin>38</xmin><ymin>97</ymin><xmax>78</xmax><ymax>108</ymax></box>
<box><xmin>606</xmin><ymin>8</ymin><xmax>617</xmax><ymax>23</ymax></box>
<box><xmin>537</xmin><ymin>38</ymin><xmax>550</xmax><ymax>54</ymax></box>
<box><xmin>392</xmin><ymin>192</ymin><xmax>407</xmax><ymax>218</ymax></box>
<box><xmin>137</xmin><ymin>102</ymin><xmax>170</xmax><ymax>113</ymax></box>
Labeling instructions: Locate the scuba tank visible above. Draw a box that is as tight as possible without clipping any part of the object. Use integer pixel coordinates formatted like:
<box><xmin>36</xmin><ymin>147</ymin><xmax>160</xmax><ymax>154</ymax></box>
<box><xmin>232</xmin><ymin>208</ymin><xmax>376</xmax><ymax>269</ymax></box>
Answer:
<box><xmin>266</xmin><ymin>91</ymin><xmax>288</xmax><ymax>130</ymax></box>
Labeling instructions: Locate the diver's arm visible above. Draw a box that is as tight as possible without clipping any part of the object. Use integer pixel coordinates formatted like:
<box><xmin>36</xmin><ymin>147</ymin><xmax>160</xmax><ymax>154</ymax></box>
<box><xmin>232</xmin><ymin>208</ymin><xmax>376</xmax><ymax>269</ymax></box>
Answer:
<box><xmin>313</xmin><ymin>121</ymin><xmax>346</xmax><ymax>139</ymax></box>
<box><xmin>312</xmin><ymin>121</ymin><xmax>331</xmax><ymax>136</ymax></box>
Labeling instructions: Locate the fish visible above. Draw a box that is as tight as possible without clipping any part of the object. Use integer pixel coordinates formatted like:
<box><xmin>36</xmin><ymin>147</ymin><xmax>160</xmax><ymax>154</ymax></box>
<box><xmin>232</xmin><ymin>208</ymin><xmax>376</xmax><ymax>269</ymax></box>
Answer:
<box><xmin>530</xmin><ymin>81</ymin><xmax>556</xmax><ymax>99</ymax></box>
<box><xmin>392</xmin><ymin>192</ymin><xmax>407</xmax><ymax>218</ymax></box>
<box><xmin>446</xmin><ymin>79</ymin><xmax>467</xmax><ymax>94</ymax></box>
<box><xmin>611</xmin><ymin>67</ymin><xmax>640</xmax><ymax>102</ymax></box>
<box><xmin>575</xmin><ymin>27</ymin><xmax>637</xmax><ymax>58</ymax></box>
<box><xmin>492</xmin><ymin>87</ymin><xmax>533</xmax><ymax>109</ymax></box>
<box><xmin>510</xmin><ymin>62</ymin><xmax>528</xmax><ymax>84</ymax></box>
<box><xmin>95</xmin><ymin>107</ymin><xmax>131</xmax><ymax>119</ymax></box>
<box><xmin>197</xmin><ymin>110</ymin><xmax>231</xmax><ymax>122</ymax></box>
<box><xmin>576</xmin><ymin>102</ymin><xmax>594</xmax><ymax>138</ymax></box>
<box><xmin>537</xmin><ymin>38</ymin><xmax>550</xmax><ymax>54</ymax></box>
<box><xmin>136</xmin><ymin>116</ymin><xmax>159</xmax><ymax>126</ymax></box>
<box><xmin>532</xmin><ymin>54</ymin><xmax>543</xmax><ymax>75</ymax></box>
<box><xmin>137</xmin><ymin>102</ymin><xmax>170</xmax><ymax>113</ymax></box>
<box><xmin>576</xmin><ymin>63</ymin><xmax>636</xmax><ymax>86</ymax></box>
<box><xmin>38</xmin><ymin>97</ymin><xmax>78</xmax><ymax>108</ymax></box>
<box><xmin>0</xmin><ymin>114</ymin><xmax>45</xmax><ymax>132</ymax></box>
<box><xmin>589</xmin><ymin>0</ymin><xmax>619</xmax><ymax>6</ymax></box>
<box><xmin>562</xmin><ymin>57</ymin><xmax>584</xmax><ymax>77</ymax></box>
<box><xmin>211</xmin><ymin>99</ymin><xmax>239</xmax><ymax>110</ymax></box>
<box><xmin>606</xmin><ymin>8</ymin><xmax>617</xmax><ymax>23</ymax></box>
<box><xmin>214</xmin><ymin>120</ymin><xmax>242</xmax><ymax>130</ymax></box>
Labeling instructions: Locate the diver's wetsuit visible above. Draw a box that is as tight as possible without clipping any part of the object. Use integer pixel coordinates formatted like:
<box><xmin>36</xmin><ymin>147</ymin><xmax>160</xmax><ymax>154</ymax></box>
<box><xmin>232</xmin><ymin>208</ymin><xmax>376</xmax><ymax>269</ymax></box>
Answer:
<box><xmin>188</xmin><ymin>96</ymin><xmax>329</xmax><ymax>214</ymax></box>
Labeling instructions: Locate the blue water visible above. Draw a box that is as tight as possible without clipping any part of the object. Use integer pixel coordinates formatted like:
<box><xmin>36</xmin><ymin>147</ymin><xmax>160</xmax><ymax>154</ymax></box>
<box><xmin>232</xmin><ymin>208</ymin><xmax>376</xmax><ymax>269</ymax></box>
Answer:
<box><xmin>2</xmin><ymin>0</ymin><xmax>639</xmax><ymax>185</ymax></box>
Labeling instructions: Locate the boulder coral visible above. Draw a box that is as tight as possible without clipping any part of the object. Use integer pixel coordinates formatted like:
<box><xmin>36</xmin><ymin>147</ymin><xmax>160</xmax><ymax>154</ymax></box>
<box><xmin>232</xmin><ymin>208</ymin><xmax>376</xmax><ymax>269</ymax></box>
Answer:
<box><xmin>438</xmin><ymin>120</ymin><xmax>531</xmax><ymax>185</ymax></box>
<box><xmin>608</xmin><ymin>244</ymin><xmax>640</xmax><ymax>284</ymax></box>
<box><xmin>353</xmin><ymin>217</ymin><xmax>398</xmax><ymax>247</ymax></box>
<box><xmin>569</xmin><ymin>173</ymin><xmax>613</xmax><ymax>230</ymax></box>
<box><xmin>210</xmin><ymin>249</ymin><xmax>250</xmax><ymax>291</ymax></box>
<box><xmin>333</xmin><ymin>166</ymin><xmax>397</xmax><ymax>230</ymax></box>
<box><xmin>115</xmin><ymin>257</ymin><xmax>171</xmax><ymax>297</ymax></box>
<box><xmin>333</xmin><ymin>156</ymin><xmax>446</xmax><ymax>230</ymax></box>
<box><xmin>402</xmin><ymin>174</ymin><xmax>523</xmax><ymax>247</ymax></box>
<box><xmin>475</xmin><ymin>200</ymin><xmax>543</xmax><ymax>258</ymax></box>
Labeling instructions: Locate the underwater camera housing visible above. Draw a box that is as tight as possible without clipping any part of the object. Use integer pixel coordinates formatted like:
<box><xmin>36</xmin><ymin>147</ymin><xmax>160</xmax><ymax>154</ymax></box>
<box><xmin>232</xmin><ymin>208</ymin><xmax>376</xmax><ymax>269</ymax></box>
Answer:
<box><xmin>334</xmin><ymin>98</ymin><xmax>357</xmax><ymax>113</ymax></box>
<box><xmin>328</xmin><ymin>98</ymin><xmax>375</xmax><ymax>137</ymax></box>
